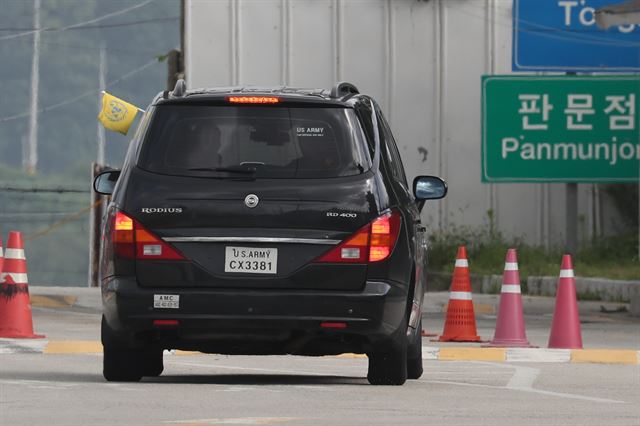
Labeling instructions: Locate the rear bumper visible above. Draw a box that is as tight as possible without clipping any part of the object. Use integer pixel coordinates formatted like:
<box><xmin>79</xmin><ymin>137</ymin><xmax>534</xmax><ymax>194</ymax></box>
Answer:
<box><xmin>102</xmin><ymin>277</ymin><xmax>408</xmax><ymax>355</ymax></box>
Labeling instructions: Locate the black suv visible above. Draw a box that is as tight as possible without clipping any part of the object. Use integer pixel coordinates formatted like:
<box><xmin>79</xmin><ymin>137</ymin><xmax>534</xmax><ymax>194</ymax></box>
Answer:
<box><xmin>94</xmin><ymin>81</ymin><xmax>447</xmax><ymax>385</ymax></box>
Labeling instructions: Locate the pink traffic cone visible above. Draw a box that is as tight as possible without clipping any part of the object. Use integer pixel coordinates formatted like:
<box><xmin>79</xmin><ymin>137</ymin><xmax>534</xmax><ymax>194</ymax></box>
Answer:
<box><xmin>488</xmin><ymin>249</ymin><xmax>534</xmax><ymax>347</ymax></box>
<box><xmin>548</xmin><ymin>255</ymin><xmax>583</xmax><ymax>349</ymax></box>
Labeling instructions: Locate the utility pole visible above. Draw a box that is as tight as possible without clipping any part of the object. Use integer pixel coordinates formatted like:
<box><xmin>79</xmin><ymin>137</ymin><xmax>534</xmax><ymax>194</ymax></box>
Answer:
<box><xmin>166</xmin><ymin>0</ymin><xmax>186</xmax><ymax>90</ymax></box>
<box><xmin>97</xmin><ymin>43</ymin><xmax>106</xmax><ymax>165</ymax></box>
<box><xmin>565</xmin><ymin>71</ymin><xmax>578</xmax><ymax>256</ymax></box>
<box><xmin>167</xmin><ymin>49</ymin><xmax>181</xmax><ymax>90</ymax></box>
<box><xmin>26</xmin><ymin>0</ymin><xmax>41</xmax><ymax>174</ymax></box>
<box><xmin>89</xmin><ymin>44</ymin><xmax>107</xmax><ymax>287</ymax></box>
<box><xmin>566</xmin><ymin>182</ymin><xmax>578</xmax><ymax>255</ymax></box>
<box><xmin>181</xmin><ymin>0</ymin><xmax>185</xmax><ymax>58</ymax></box>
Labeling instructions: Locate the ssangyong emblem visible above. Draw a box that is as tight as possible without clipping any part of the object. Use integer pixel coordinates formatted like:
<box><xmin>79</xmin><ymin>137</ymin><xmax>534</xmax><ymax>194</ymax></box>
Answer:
<box><xmin>244</xmin><ymin>194</ymin><xmax>259</xmax><ymax>208</ymax></box>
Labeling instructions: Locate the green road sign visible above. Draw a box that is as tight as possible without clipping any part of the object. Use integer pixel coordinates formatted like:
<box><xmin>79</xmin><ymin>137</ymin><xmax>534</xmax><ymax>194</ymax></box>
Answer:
<box><xmin>482</xmin><ymin>75</ymin><xmax>640</xmax><ymax>182</ymax></box>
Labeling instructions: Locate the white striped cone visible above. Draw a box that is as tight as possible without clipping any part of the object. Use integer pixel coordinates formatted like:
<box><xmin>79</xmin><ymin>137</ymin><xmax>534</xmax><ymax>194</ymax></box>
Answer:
<box><xmin>0</xmin><ymin>231</ymin><xmax>44</xmax><ymax>338</ymax></box>
<box><xmin>2</xmin><ymin>232</ymin><xmax>28</xmax><ymax>285</ymax></box>
<box><xmin>548</xmin><ymin>255</ymin><xmax>583</xmax><ymax>349</ymax></box>
<box><xmin>488</xmin><ymin>248</ymin><xmax>533</xmax><ymax>347</ymax></box>
<box><xmin>439</xmin><ymin>246</ymin><xmax>480</xmax><ymax>342</ymax></box>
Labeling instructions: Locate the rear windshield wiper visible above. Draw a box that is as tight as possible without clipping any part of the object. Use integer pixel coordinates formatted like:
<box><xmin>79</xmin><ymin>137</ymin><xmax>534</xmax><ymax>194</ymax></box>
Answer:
<box><xmin>187</xmin><ymin>166</ymin><xmax>257</xmax><ymax>175</ymax></box>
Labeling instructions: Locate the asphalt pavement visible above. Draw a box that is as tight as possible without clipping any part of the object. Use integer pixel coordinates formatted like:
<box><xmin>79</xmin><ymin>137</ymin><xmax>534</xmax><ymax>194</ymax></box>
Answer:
<box><xmin>23</xmin><ymin>286</ymin><xmax>640</xmax><ymax>351</ymax></box>
<box><xmin>0</xmin><ymin>287</ymin><xmax>638</xmax><ymax>425</ymax></box>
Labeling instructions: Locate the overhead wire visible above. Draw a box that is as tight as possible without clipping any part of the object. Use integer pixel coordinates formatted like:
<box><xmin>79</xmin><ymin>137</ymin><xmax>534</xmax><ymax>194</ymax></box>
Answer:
<box><xmin>0</xmin><ymin>57</ymin><xmax>161</xmax><ymax>123</ymax></box>
<box><xmin>25</xmin><ymin>199</ymin><xmax>103</xmax><ymax>241</ymax></box>
<box><xmin>0</xmin><ymin>3</ymin><xmax>164</xmax><ymax>249</ymax></box>
<box><xmin>0</xmin><ymin>16</ymin><xmax>178</xmax><ymax>32</ymax></box>
<box><xmin>0</xmin><ymin>0</ymin><xmax>156</xmax><ymax>41</ymax></box>
<box><xmin>0</xmin><ymin>186</ymin><xmax>89</xmax><ymax>193</ymax></box>
<box><xmin>9</xmin><ymin>38</ymin><xmax>171</xmax><ymax>56</ymax></box>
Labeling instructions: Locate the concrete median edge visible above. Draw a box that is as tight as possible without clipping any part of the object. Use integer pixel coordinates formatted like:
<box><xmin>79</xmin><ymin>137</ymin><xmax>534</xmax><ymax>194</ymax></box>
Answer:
<box><xmin>1</xmin><ymin>340</ymin><xmax>638</xmax><ymax>364</ymax></box>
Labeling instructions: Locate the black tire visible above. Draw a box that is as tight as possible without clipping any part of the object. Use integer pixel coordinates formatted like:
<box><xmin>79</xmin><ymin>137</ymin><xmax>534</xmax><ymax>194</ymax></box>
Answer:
<box><xmin>367</xmin><ymin>327</ymin><xmax>408</xmax><ymax>386</ymax></box>
<box><xmin>407</xmin><ymin>317</ymin><xmax>423</xmax><ymax>380</ymax></box>
<box><xmin>142</xmin><ymin>349</ymin><xmax>164</xmax><ymax>377</ymax></box>
<box><xmin>103</xmin><ymin>346</ymin><xmax>144</xmax><ymax>382</ymax></box>
<box><xmin>101</xmin><ymin>316</ymin><xmax>145</xmax><ymax>382</ymax></box>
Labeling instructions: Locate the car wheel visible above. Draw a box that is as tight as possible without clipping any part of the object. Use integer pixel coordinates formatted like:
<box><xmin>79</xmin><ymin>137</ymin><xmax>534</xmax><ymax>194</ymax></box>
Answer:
<box><xmin>406</xmin><ymin>317</ymin><xmax>423</xmax><ymax>380</ymax></box>
<box><xmin>367</xmin><ymin>331</ymin><xmax>408</xmax><ymax>386</ymax></box>
<box><xmin>142</xmin><ymin>349</ymin><xmax>164</xmax><ymax>377</ymax></box>
<box><xmin>103</xmin><ymin>346</ymin><xmax>144</xmax><ymax>382</ymax></box>
<box><xmin>101</xmin><ymin>316</ymin><xmax>144</xmax><ymax>382</ymax></box>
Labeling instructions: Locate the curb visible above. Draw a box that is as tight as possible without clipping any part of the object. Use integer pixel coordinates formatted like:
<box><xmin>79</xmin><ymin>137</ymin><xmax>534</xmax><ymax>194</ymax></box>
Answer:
<box><xmin>527</xmin><ymin>276</ymin><xmax>640</xmax><ymax>303</ymax></box>
<box><xmin>423</xmin><ymin>346</ymin><xmax>640</xmax><ymax>365</ymax></box>
<box><xmin>1</xmin><ymin>339</ymin><xmax>638</xmax><ymax>364</ymax></box>
<box><xmin>426</xmin><ymin>273</ymin><xmax>640</xmax><ymax>305</ymax></box>
<box><xmin>30</xmin><ymin>294</ymin><xmax>77</xmax><ymax>309</ymax></box>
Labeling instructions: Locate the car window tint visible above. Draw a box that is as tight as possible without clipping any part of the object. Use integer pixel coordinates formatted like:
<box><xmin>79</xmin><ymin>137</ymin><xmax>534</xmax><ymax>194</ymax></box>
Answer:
<box><xmin>354</xmin><ymin>102</ymin><xmax>376</xmax><ymax>159</ymax></box>
<box><xmin>378</xmin><ymin>112</ymin><xmax>408</xmax><ymax>187</ymax></box>
<box><xmin>139</xmin><ymin>105</ymin><xmax>372</xmax><ymax>179</ymax></box>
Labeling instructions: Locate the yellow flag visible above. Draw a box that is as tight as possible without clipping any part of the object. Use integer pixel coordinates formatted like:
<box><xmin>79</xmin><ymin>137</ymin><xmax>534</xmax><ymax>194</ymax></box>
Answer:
<box><xmin>98</xmin><ymin>92</ymin><xmax>140</xmax><ymax>135</ymax></box>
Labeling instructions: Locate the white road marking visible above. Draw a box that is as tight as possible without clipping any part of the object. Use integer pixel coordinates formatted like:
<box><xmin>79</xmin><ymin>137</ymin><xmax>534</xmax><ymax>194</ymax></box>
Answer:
<box><xmin>0</xmin><ymin>378</ymin><xmax>141</xmax><ymax>392</ymax></box>
<box><xmin>422</xmin><ymin>346</ymin><xmax>439</xmax><ymax>360</ymax></box>
<box><xmin>505</xmin><ymin>364</ymin><xmax>539</xmax><ymax>389</ymax></box>
<box><xmin>0</xmin><ymin>379</ymin><xmax>79</xmax><ymax>390</ymax></box>
<box><xmin>219</xmin><ymin>386</ymin><xmax>283</xmax><ymax>393</ymax></box>
<box><xmin>483</xmin><ymin>362</ymin><xmax>624</xmax><ymax>404</ymax></box>
<box><xmin>0</xmin><ymin>339</ymin><xmax>48</xmax><ymax>354</ymax></box>
<box><xmin>506</xmin><ymin>348</ymin><xmax>571</xmax><ymax>363</ymax></box>
<box><xmin>426</xmin><ymin>377</ymin><xmax>624</xmax><ymax>404</ymax></box>
<box><xmin>164</xmin><ymin>417</ymin><xmax>297</xmax><ymax>425</ymax></box>
<box><xmin>166</xmin><ymin>360</ymin><xmax>337</xmax><ymax>377</ymax></box>
<box><xmin>426</xmin><ymin>379</ymin><xmax>505</xmax><ymax>390</ymax></box>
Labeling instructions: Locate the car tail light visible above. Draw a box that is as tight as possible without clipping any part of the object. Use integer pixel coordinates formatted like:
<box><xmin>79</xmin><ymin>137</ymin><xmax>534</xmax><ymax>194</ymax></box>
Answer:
<box><xmin>369</xmin><ymin>211</ymin><xmax>401</xmax><ymax>262</ymax></box>
<box><xmin>153</xmin><ymin>319</ymin><xmax>180</xmax><ymax>327</ymax></box>
<box><xmin>320</xmin><ymin>322</ymin><xmax>347</xmax><ymax>329</ymax></box>
<box><xmin>315</xmin><ymin>225</ymin><xmax>370</xmax><ymax>263</ymax></box>
<box><xmin>112</xmin><ymin>211</ymin><xmax>186</xmax><ymax>260</ymax></box>
<box><xmin>315</xmin><ymin>210</ymin><xmax>402</xmax><ymax>264</ymax></box>
<box><xmin>227</xmin><ymin>96</ymin><xmax>279</xmax><ymax>104</ymax></box>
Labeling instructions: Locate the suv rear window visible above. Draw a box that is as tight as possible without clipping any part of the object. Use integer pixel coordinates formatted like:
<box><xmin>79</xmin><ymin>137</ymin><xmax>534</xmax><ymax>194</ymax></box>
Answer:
<box><xmin>138</xmin><ymin>105</ymin><xmax>372</xmax><ymax>179</ymax></box>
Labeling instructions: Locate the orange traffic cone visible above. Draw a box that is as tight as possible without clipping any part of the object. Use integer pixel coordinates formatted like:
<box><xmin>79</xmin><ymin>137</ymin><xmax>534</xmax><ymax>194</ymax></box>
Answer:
<box><xmin>488</xmin><ymin>248</ymin><xmax>533</xmax><ymax>347</ymax></box>
<box><xmin>438</xmin><ymin>246</ymin><xmax>481</xmax><ymax>342</ymax></box>
<box><xmin>0</xmin><ymin>231</ymin><xmax>44</xmax><ymax>338</ymax></box>
<box><xmin>548</xmin><ymin>255</ymin><xmax>583</xmax><ymax>349</ymax></box>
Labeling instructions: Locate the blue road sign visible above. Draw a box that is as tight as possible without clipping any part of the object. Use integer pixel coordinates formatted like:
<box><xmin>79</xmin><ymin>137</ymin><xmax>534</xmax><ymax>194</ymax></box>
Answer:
<box><xmin>513</xmin><ymin>0</ymin><xmax>640</xmax><ymax>72</ymax></box>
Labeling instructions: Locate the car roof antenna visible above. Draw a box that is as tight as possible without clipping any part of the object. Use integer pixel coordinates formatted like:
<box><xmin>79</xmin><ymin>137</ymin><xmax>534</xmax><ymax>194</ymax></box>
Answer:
<box><xmin>172</xmin><ymin>79</ymin><xmax>187</xmax><ymax>98</ymax></box>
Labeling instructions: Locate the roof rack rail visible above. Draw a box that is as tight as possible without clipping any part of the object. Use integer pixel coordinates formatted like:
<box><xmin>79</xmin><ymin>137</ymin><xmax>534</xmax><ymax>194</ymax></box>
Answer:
<box><xmin>172</xmin><ymin>79</ymin><xmax>187</xmax><ymax>98</ymax></box>
<box><xmin>330</xmin><ymin>82</ymin><xmax>359</xmax><ymax>98</ymax></box>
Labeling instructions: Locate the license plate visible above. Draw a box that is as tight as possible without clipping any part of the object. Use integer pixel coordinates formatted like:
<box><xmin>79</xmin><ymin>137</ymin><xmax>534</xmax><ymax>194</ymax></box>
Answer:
<box><xmin>224</xmin><ymin>246</ymin><xmax>278</xmax><ymax>274</ymax></box>
<box><xmin>154</xmin><ymin>294</ymin><xmax>179</xmax><ymax>309</ymax></box>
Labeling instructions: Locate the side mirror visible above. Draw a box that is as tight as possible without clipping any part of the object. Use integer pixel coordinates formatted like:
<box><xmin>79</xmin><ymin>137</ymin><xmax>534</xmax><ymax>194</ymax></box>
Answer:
<box><xmin>413</xmin><ymin>175</ymin><xmax>447</xmax><ymax>201</ymax></box>
<box><xmin>93</xmin><ymin>170</ymin><xmax>121</xmax><ymax>195</ymax></box>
